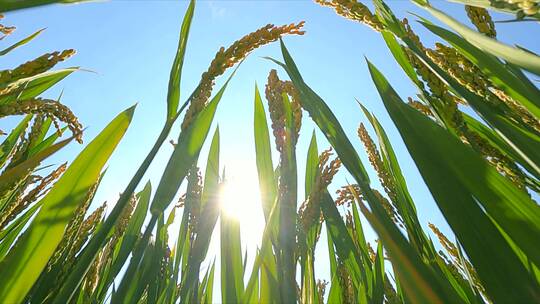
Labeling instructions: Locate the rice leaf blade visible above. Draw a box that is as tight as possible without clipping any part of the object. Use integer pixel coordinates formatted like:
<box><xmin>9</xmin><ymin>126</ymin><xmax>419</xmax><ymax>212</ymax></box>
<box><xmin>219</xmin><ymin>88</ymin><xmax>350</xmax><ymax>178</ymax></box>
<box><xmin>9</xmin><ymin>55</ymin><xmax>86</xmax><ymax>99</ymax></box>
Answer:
<box><xmin>0</xmin><ymin>105</ymin><xmax>135</xmax><ymax>303</ymax></box>
<box><xmin>367</xmin><ymin>60</ymin><xmax>540</xmax><ymax>302</ymax></box>
<box><xmin>254</xmin><ymin>84</ymin><xmax>276</xmax><ymax>221</ymax></box>
<box><xmin>166</xmin><ymin>0</ymin><xmax>195</xmax><ymax>120</ymax></box>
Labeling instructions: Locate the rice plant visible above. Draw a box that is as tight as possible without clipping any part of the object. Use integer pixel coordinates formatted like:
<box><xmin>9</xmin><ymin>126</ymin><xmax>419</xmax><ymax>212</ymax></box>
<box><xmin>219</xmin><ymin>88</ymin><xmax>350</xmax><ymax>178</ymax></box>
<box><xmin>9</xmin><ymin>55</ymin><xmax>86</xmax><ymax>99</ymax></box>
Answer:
<box><xmin>0</xmin><ymin>0</ymin><xmax>539</xmax><ymax>303</ymax></box>
<box><xmin>0</xmin><ymin>13</ymin><xmax>83</xmax><ymax>269</ymax></box>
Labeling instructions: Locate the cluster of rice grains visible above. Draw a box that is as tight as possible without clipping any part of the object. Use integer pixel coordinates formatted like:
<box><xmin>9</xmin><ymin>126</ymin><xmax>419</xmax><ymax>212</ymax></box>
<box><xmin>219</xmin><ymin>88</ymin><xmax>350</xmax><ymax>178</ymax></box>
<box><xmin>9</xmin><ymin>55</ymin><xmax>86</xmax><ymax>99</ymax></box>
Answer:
<box><xmin>0</xmin><ymin>162</ymin><xmax>66</xmax><ymax>230</ymax></box>
<box><xmin>308</xmin><ymin>3</ymin><xmax>539</xmax><ymax>302</ymax></box>
<box><xmin>0</xmin><ymin>21</ymin><xmax>83</xmax><ymax>143</ymax></box>
<box><xmin>265</xmin><ymin>69</ymin><xmax>303</xmax><ymax>152</ymax></box>
<box><xmin>0</xmin><ymin>49</ymin><xmax>75</xmax><ymax>84</ymax></box>
<box><xmin>357</xmin><ymin>124</ymin><xmax>404</xmax><ymax>227</ymax></box>
<box><xmin>494</xmin><ymin>0</ymin><xmax>539</xmax><ymax>16</ymax></box>
<box><xmin>316</xmin><ymin>0</ymin><xmax>537</xmax><ymax>192</ymax></box>
<box><xmin>428</xmin><ymin>223</ymin><xmax>487</xmax><ymax>299</ymax></box>
<box><xmin>181</xmin><ymin>22</ymin><xmax>305</xmax><ymax>130</ymax></box>
<box><xmin>314</xmin><ymin>0</ymin><xmax>383</xmax><ymax>31</ymax></box>
<box><xmin>0</xmin><ymin>98</ymin><xmax>83</xmax><ymax>143</ymax></box>
<box><xmin>265</xmin><ymin>68</ymin><xmax>305</xmax><ymax>243</ymax></box>
<box><xmin>0</xmin><ymin>17</ymin><xmax>95</xmax><ymax>302</ymax></box>
<box><xmin>465</xmin><ymin>5</ymin><xmax>496</xmax><ymax>38</ymax></box>
<box><xmin>298</xmin><ymin>148</ymin><xmax>341</xmax><ymax>232</ymax></box>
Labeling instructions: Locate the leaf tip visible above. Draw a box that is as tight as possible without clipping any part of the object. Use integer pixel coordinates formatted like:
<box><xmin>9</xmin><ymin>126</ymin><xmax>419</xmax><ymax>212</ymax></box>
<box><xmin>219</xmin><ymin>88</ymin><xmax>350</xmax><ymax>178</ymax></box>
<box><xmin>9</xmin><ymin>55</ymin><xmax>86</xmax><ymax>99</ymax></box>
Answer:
<box><xmin>124</xmin><ymin>104</ymin><xmax>137</xmax><ymax>121</ymax></box>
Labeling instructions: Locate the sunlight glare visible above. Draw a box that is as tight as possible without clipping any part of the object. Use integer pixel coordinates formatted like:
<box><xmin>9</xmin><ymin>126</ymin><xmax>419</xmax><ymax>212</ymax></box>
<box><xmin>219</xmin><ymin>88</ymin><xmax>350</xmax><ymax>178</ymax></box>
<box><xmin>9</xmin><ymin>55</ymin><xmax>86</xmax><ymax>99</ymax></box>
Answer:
<box><xmin>219</xmin><ymin>176</ymin><xmax>265</xmax><ymax>245</ymax></box>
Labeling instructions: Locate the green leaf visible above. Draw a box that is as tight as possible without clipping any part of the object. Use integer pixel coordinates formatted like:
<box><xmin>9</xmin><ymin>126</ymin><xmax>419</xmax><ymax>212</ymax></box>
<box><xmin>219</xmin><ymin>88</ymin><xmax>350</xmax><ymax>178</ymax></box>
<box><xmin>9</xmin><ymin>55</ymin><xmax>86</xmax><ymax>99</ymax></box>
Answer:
<box><xmin>350</xmin><ymin>200</ymin><xmax>372</xmax><ymax>270</ymax></box>
<box><xmin>150</xmin><ymin>74</ymin><xmax>232</xmax><ymax>214</ymax></box>
<box><xmin>372</xmin><ymin>241</ymin><xmax>385</xmax><ymax>304</ymax></box>
<box><xmin>0</xmin><ymin>69</ymin><xmax>77</xmax><ymax>105</ymax></box>
<box><xmin>166</xmin><ymin>0</ymin><xmax>195</xmax><ymax>120</ymax></box>
<box><xmin>0</xmin><ymin>134</ymin><xmax>74</xmax><ymax>186</ymax></box>
<box><xmin>243</xmin><ymin>249</ymin><xmax>262</xmax><ymax>303</ymax></box>
<box><xmin>0</xmin><ymin>115</ymin><xmax>32</xmax><ymax>168</ymax></box>
<box><xmin>0</xmin><ymin>200</ymin><xmax>41</xmax><ymax>260</ymax></box>
<box><xmin>320</xmin><ymin>191</ymin><xmax>367</xmax><ymax>303</ymax></box>
<box><xmin>178</xmin><ymin>127</ymin><xmax>221</xmax><ymax>302</ymax></box>
<box><xmin>220</xmin><ymin>214</ymin><xmax>244</xmax><ymax>304</ymax></box>
<box><xmin>0</xmin><ymin>28</ymin><xmax>44</xmax><ymax>56</ymax></box>
<box><xmin>108</xmin><ymin>181</ymin><xmax>152</xmax><ymax>281</ymax></box>
<box><xmin>0</xmin><ymin>105</ymin><xmax>134</xmax><ymax>303</ymax></box>
<box><xmin>267</xmin><ymin>42</ymin><xmax>371</xmax><ymax>184</ymax></box>
<box><xmin>402</xmin><ymin>32</ymin><xmax>540</xmax><ymax>177</ymax></box>
<box><xmin>367</xmin><ymin>60</ymin><xmax>540</xmax><ymax>302</ymax></box>
<box><xmin>258</xmin><ymin>197</ymin><xmax>280</xmax><ymax>304</ymax></box>
<box><xmin>326</xmin><ymin>233</ymin><xmax>342</xmax><ymax>304</ymax></box>
<box><xmin>0</xmin><ymin>0</ymin><xmax>88</xmax><ymax>12</ymax></box>
<box><xmin>278</xmin><ymin>40</ymin><xmax>459</xmax><ymax>304</ymax></box>
<box><xmin>254</xmin><ymin>84</ymin><xmax>276</xmax><ymax>221</ymax></box>
<box><xmin>381</xmin><ymin>30</ymin><xmax>420</xmax><ymax>86</ymax></box>
<box><xmin>203</xmin><ymin>261</ymin><xmax>216</xmax><ymax>304</ymax></box>
<box><xmin>201</xmin><ymin>126</ymin><xmax>220</xmax><ymax>210</ymax></box>
<box><xmin>301</xmin><ymin>131</ymin><xmax>320</xmax><ymax>304</ymax></box>
<box><xmin>118</xmin><ymin>241</ymin><xmax>158</xmax><ymax>304</ymax></box>
<box><xmin>305</xmin><ymin>131</ymin><xmax>318</xmax><ymax>198</ymax></box>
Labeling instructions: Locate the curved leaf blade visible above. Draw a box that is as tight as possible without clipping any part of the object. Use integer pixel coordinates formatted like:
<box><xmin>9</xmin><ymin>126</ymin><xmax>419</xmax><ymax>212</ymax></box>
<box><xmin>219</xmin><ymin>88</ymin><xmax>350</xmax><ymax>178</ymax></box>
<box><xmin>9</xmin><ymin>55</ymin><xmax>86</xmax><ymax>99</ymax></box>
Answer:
<box><xmin>0</xmin><ymin>105</ymin><xmax>135</xmax><ymax>303</ymax></box>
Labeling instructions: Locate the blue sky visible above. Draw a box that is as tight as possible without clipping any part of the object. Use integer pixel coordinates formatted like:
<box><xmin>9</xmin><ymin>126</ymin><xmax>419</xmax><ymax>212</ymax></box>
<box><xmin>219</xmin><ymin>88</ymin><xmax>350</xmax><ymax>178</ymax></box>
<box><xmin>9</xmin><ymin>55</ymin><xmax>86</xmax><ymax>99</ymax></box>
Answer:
<box><xmin>2</xmin><ymin>0</ymin><xmax>539</xmax><ymax>297</ymax></box>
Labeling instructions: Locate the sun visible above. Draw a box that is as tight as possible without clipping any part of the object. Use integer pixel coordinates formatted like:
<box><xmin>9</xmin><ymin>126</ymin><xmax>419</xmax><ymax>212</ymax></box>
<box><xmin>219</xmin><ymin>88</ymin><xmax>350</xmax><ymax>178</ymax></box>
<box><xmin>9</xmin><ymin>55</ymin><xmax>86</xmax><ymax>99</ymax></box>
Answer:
<box><xmin>219</xmin><ymin>175</ymin><xmax>265</xmax><ymax>245</ymax></box>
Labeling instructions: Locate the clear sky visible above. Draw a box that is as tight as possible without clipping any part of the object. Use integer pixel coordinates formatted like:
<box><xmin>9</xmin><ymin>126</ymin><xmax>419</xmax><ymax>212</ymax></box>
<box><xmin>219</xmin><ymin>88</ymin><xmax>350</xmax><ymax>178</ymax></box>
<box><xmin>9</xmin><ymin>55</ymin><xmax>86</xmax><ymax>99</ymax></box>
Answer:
<box><xmin>1</xmin><ymin>0</ymin><xmax>539</xmax><ymax>298</ymax></box>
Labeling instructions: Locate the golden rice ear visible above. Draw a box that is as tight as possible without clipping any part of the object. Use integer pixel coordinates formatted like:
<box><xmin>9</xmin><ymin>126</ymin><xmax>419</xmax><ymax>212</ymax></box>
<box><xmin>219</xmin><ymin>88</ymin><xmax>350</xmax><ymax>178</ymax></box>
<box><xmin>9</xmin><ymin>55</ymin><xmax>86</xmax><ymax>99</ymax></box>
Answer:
<box><xmin>335</xmin><ymin>184</ymin><xmax>361</xmax><ymax>207</ymax></box>
<box><xmin>465</xmin><ymin>5</ymin><xmax>496</xmax><ymax>38</ymax></box>
<box><xmin>373</xmin><ymin>189</ymin><xmax>403</xmax><ymax>228</ymax></box>
<box><xmin>0</xmin><ymin>162</ymin><xmax>67</xmax><ymax>230</ymax></box>
<box><xmin>0</xmin><ymin>50</ymin><xmax>76</xmax><ymax>84</ymax></box>
<box><xmin>0</xmin><ymin>98</ymin><xmax>83</xmax><ymax>143</ymax></box>
<box><xmin>299</xmin><ymin>147</ymin><xmax>341</xmax><ymax>230</ymax></box>
<box><xmin>358</xmin><ymin>123</ymin><xmax>396</xmax><ymax>202</ymax></box>
<box><xmin>316</xmin><ymin>279</ymin><xmax>328</xmax><ymax>303</ymax></box>
<box><xmin>265</xmin><ymin>69</ymin><xmax>287</xmax><ymax>153</ymax></box>
<box><xmin>114</xmin><ymin>194</ymin><xmax>137</xmax><ymax>239</ymax></box>
<box><xmin>314</xmin><ymin>0</ymin><xmax>384</xmax><ymax>31</ymax></box>
<box><xmin>265</xmin><ymin>69</ymin><xmax>303</xmax><ymax>152</ymax></box>
<box><xmin>181</xmin><ymin>22</ymin><xmax>305</xmax><ymax>130</ymax></box>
